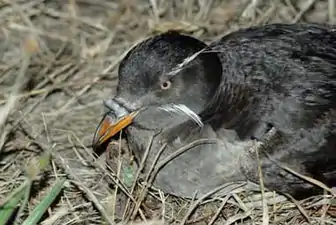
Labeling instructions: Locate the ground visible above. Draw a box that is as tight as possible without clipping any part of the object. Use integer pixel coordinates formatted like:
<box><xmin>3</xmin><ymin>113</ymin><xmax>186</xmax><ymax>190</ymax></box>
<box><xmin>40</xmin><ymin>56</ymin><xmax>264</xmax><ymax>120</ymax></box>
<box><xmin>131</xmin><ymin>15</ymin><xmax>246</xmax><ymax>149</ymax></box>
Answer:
<box><xmin>0</xmin><ymin>0</ymin><xmax>335</xmax><ymax>224</ymax></box>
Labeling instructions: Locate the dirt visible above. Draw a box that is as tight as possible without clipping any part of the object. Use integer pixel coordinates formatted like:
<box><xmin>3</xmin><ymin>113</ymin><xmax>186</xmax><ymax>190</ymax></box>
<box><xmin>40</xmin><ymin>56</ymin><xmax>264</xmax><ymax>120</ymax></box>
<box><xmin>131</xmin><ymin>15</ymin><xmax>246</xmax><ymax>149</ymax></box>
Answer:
<box><xmin>0</xmin><ymin>0</ymin><xmax>335</xmax><ymax>224</ymax></box>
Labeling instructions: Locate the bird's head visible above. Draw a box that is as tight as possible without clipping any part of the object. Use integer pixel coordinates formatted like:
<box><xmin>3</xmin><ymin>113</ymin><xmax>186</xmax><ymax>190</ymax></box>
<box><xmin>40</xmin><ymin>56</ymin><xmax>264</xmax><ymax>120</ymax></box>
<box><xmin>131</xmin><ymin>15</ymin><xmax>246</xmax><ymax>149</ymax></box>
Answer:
<box><xmin>92</xmin><ymin>31</ymin><xmax>222</xmax><ymax>150</ymax></box>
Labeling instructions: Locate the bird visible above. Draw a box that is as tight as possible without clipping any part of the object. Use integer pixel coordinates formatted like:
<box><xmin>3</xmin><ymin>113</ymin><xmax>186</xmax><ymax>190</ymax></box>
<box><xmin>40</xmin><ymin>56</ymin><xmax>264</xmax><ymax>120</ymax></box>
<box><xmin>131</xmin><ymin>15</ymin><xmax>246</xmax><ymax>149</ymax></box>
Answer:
<box><xmin>92</xmin><ymin>23</ymin><xmax>336</xmax><ymax>200</ymax></box>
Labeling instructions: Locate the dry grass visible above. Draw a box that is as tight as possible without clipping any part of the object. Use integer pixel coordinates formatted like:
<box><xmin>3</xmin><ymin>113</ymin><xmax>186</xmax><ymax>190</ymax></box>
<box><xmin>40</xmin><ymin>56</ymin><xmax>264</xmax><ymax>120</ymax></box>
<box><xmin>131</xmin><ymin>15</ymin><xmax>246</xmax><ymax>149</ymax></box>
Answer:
<box><xmin>0</xmin><ymin>0</ymin><xmax>335</xmax><ymax>224</ymax></box>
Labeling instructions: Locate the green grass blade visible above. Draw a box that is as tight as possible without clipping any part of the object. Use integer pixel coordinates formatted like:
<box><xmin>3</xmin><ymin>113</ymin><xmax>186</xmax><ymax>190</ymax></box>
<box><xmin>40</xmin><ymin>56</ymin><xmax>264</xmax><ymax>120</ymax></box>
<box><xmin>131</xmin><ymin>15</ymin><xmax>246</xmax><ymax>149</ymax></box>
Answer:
<box><xmin>0</xmin><ymin>184</ymin><xmax>26</xmax><ymax>225</ymax></box>
<box><xmin>21</xmin><ymin>179</ymin><xmax>65</xmax><ymax>225</ymax></box>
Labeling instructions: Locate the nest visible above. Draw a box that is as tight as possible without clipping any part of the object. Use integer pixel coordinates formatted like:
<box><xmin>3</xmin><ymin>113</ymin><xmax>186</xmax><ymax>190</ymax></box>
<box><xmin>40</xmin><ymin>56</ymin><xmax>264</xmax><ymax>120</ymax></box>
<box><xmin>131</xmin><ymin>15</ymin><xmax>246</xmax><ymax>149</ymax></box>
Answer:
<box><xmin>0</xmin><ymin>0</ymin><xmax>335</xmax><ymax>224</ymax></box>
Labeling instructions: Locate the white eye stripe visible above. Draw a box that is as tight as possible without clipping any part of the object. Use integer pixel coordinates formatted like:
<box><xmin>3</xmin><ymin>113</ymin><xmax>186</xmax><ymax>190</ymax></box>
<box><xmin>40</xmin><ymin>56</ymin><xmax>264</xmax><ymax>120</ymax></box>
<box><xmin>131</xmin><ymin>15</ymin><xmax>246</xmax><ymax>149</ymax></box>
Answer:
<box><xmin>167</xmin><ymin>48</ymin><xmax>205</xmax><ymax>77</ymax></box>
<box><xmin>158</xmin><ymin>104</ymin><xmax>203</xmax><ymax>127</ymax></box>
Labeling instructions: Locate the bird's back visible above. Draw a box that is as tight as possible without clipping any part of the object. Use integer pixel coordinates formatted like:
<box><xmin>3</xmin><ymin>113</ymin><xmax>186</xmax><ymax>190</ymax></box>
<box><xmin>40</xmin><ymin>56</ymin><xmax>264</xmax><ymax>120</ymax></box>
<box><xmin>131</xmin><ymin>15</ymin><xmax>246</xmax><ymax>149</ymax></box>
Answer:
<box><xmin>205</xmin><ymin>23</ymin><xmax>336</xmax><ymax>138</ymax></box>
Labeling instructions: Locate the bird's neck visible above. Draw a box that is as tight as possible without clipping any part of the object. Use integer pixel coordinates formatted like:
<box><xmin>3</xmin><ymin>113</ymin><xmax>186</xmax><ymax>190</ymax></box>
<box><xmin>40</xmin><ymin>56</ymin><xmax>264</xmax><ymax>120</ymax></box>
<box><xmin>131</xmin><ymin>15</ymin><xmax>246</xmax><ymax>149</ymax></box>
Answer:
<box><xmin>199</xmin><ymin>82</ymin><xmax>257</xmax><ymax>139</ymax></box>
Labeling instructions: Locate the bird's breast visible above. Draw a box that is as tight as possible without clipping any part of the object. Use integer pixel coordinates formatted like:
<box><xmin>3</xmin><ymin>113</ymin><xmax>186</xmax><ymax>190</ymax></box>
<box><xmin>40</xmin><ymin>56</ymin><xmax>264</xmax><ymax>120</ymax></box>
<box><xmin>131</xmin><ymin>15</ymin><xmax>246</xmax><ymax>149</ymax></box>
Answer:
<box><xmin>126</xmin><ymin>124</ymin><xmax>256</xmax><ymax>198</ymax></box>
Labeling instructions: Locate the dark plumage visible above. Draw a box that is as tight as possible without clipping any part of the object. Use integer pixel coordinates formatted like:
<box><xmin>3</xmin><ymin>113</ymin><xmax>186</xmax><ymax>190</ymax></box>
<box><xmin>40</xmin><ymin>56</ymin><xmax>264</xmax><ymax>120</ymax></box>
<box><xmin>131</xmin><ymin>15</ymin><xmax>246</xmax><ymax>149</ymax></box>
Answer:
<box><xmin>93</xmin><ymin>23</ymin><xmax>336</xmax><ymax>199</ymax></box>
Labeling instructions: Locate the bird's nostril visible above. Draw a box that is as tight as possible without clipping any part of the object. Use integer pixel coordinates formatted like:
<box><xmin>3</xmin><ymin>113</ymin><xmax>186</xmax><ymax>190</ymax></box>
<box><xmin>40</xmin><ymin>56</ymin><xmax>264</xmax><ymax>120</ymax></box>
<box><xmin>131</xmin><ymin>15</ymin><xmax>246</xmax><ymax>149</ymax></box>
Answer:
<box><xmin>103</xmin><ymin>99</ymin><xmax>117</xmax><ymax>110</ymax></box>
<box><xmin>103</xmin><ymin>98</ymin><xmax>130</xmax><ymax>118</ymax></box>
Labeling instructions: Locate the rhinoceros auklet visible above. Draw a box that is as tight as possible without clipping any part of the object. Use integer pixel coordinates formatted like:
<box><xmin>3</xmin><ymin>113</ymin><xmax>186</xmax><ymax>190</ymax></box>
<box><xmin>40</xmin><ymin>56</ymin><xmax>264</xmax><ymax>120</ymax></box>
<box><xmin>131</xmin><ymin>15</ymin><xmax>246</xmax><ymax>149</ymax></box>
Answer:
<box><xmin>93</xmin><ymin>23</ymin><xmax>336</xmax><ymax>199</ymax></box>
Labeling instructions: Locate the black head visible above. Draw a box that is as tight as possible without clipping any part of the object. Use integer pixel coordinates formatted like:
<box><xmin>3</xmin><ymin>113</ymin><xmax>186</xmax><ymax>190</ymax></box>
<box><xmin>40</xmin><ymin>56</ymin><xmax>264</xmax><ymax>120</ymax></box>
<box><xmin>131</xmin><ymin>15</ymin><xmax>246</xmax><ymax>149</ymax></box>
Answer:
<box><xmin>113</xmin><ymin>31</ymin><xmax>223</xmax><ymax>115</ymax></box>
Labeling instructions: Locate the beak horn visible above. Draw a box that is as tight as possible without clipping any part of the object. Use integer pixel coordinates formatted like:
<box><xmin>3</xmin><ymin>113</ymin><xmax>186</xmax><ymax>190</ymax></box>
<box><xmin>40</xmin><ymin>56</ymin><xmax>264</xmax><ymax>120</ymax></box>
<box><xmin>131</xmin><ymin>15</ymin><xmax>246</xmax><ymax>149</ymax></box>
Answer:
<box><xmin>92</xmin><ymin>111</ymin><xmax>138</xmax><ymax>150</ymax></box>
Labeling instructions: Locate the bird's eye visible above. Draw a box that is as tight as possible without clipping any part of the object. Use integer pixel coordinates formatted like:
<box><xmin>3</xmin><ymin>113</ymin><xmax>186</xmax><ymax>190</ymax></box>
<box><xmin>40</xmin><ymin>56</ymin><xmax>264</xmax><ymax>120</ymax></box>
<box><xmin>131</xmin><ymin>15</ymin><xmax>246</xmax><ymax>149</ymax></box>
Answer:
<box><xmin>160</xmin><ymin>80</ymin><xmax>171</xmax><ymax>90</ymax></box>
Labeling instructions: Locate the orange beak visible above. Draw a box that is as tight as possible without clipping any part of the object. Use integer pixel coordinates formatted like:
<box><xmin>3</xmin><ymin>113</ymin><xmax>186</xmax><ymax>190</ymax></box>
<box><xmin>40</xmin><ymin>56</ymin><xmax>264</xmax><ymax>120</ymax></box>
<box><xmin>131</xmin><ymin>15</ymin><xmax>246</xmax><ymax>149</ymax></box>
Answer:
<box><xmin>92</xmin><ymin>111</ymin><xmax>139</xmax><ymax>149</ymax></box>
